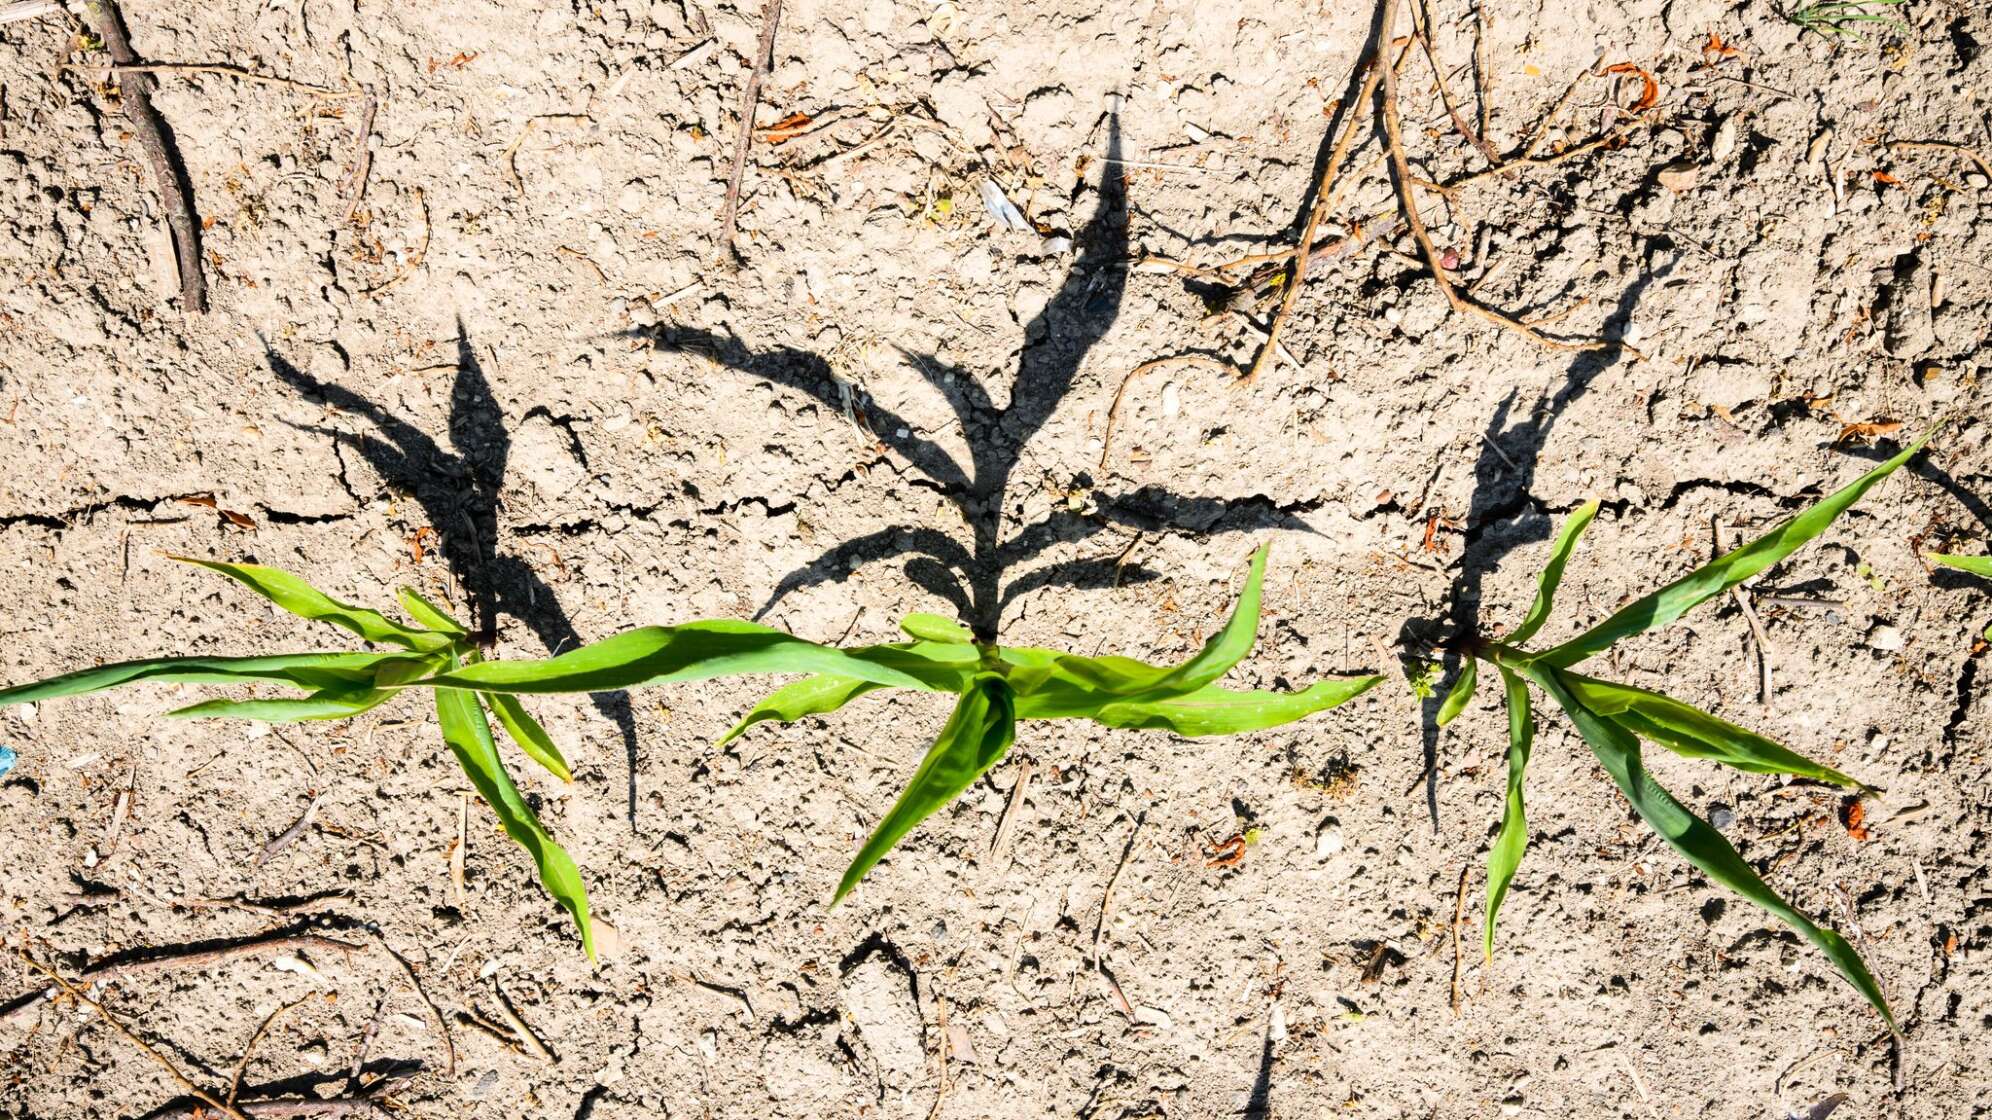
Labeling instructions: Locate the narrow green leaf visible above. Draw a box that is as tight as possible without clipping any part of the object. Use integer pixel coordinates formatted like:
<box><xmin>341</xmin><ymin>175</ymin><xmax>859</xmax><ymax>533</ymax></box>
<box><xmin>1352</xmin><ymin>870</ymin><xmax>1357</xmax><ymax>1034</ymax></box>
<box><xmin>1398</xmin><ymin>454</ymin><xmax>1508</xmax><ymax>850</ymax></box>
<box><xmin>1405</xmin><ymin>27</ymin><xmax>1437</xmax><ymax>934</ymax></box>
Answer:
<box><xmin>975</xmin><ymin>547</ymin><xmax>1275</xmax><ymax>708</ymax></box>
<box><xmin>717</xmin><ymin>675</ymin><xmax>888</xmax><ymax>746</ymax></box>
<box><xmin>482</xmin><ymin>692</ymin><xmax>573</xmax><ymax>782</ymax></box>
<box><xmin>1541</xmin><ymin>432</ymin><xmax>1931</xmax><ymax>668</ymax></box>
<box><xmin>1928</xmin><ymin>552</ymin><xmax>1992</xmax><ymax>577</ymax></box>
<box><xmin>1436</xmin><ymin>657</ymin><xmax>1478</xmax><ymax>726</ymax></box>
<box><xmin>1563</xmin><ymin>673</ymin><xmax>1866</xmax><ymax>788</ymax></box>
<box><xmin>421</xmin><ymin>621</ymin><xmax>945</xmax><ymax>694</ymax></box>
<box><xmin>397</xmin><ymin>587</ymin><xmax>469</xmax><ymax>634</ymax></box>
<box><xmin>169</xmin><ymin>688</ymin><xmax>399</xmax><ymax>722</ymax></box>
<box><xmin>1068</xmin><ymin>674</ymin><xmax>1382</xmax><ymax>737</ymax></box>
<box><xmin>835</xmin><ymin>677</ymin><xmax>1017</xmax><ymax>904</ymax></box>
<box><xmin>434</xmin><ymin>684</ymin><xmax>594</xmax><ymax>959</ymax></box>
<box><xmin>1505</xmin><ymin>500</ymin><xmax>1599</xmax><ymax>645</ymax></box>
<box><xmin>1528</xmin><ymin>662</ymin><xmax>1894</xmax><ymax>1028</ymax></box>
<box><xmin>175</xmin><ymin>557</ymin><xmax>450</xmax><ymax>652</ymax></box>
<box><xmin>1484</xmin><ymin>666</ymin><xmax>1532</xmax><ymax>958</ymax></box>
<box><xmin>900</xmin><ymin>613</ymin><xmax>974</xmax><ymax>643</ymax></box>
<box><xmin>1140</xmin><ymin>543</ymin><xmax>1271</xmax><ymax>697</ymax></box>
<box><xmin>0</xmin><ymin>651</ymin><xmax>407</xmax><ymax>707</ymax></box>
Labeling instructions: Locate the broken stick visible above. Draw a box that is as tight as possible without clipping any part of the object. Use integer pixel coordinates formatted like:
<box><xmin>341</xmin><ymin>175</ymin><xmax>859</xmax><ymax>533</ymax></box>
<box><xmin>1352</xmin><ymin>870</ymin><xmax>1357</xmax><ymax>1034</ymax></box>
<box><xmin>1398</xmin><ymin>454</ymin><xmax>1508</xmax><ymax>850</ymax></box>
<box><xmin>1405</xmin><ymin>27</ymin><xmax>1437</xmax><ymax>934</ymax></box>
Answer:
<box><xmin>1375</xmin><ymin>0</ymin><xmax>1623</xmax><ymax>356</ymax></box>
<box><xmin>80</xmin><ymin>0</ymin><xmax>207</xmax><ymax>312</ymax></box>
<box><xmin>717</xmin><ymin>0</ymin><xmax>783</xmax><ymax>259</ymax></box>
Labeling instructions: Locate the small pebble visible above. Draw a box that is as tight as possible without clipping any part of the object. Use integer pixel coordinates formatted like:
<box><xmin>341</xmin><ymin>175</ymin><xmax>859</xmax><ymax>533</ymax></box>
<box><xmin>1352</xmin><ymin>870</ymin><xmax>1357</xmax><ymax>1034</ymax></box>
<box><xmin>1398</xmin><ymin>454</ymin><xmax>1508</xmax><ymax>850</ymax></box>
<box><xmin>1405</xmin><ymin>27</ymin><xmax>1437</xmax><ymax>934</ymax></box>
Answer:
<box><xmin>1657</xmin><ymin>161</ymin><xmax>1700</xmax><ymax>192</ymax></box>
<box><xmin>1708</xmin><ymin>803</ymin><xmax>1736</xmax><ymax>831</ymax></box>
<box><xmin>1867</xmin><ymin>624</ymin><xmax>1904</xmax><ymax>653</ymax></box>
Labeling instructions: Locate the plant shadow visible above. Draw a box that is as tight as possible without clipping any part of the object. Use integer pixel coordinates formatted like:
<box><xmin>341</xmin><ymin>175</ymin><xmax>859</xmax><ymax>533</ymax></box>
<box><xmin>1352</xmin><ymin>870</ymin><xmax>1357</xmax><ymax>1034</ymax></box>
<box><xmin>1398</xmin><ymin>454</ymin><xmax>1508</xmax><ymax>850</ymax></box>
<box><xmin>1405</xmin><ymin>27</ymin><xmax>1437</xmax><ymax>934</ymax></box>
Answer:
<box><xmin>627</xmin><ymin>109</ymin><xmax>1310</xmax><ymax>643</ymax></box>
<box><xmin>1396</xmin><ymin>251</ymin><xmax>1676</xmax><ymax>827</ymax></box>
<box><xmin>264</xmin><ymin>322</ymin><xmax>643</xmax><ymax>831</ymax></box>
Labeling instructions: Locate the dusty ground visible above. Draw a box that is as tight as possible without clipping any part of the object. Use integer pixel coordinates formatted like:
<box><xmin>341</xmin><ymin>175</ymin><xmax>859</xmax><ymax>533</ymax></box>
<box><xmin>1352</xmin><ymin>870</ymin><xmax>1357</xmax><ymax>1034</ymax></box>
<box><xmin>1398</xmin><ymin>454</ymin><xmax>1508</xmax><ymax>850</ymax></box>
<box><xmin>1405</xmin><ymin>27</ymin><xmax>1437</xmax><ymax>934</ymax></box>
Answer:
<box><xmin>2</xmin><ymin>0</ymin><xmax>1990</xmax><ymax>1116</ymax></box>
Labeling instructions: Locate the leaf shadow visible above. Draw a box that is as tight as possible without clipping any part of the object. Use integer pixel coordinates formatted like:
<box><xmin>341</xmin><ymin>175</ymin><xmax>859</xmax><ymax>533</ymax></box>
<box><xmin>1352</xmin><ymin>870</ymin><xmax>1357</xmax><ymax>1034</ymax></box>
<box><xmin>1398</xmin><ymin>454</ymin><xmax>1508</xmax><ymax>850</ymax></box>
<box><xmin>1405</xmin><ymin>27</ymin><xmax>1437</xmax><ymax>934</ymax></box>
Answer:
<box><xmin>264</xmin><ymin>321</ymin><xmax>644</xmax><ymax>831</ymax></box>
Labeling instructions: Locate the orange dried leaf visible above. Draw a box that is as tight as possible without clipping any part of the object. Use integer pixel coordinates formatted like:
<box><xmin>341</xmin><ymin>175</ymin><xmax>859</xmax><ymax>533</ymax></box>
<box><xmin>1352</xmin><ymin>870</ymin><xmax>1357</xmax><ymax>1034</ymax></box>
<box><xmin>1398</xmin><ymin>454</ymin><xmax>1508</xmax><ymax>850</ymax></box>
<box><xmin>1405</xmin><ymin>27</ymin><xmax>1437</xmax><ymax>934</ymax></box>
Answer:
<box><xmin>1835</xmin><ymin>420</ymin><xmax>1903</xmax><ymax>446</ymax></box>
<box><xmin>1872</xmin><ymin>170</ymin><xmax>1901</xmax><ymax>186</ymax></box>
<box><xmin>1838</xmin><ymin>797</ymin><xmax>1870</xmax><ymax>842</ymax></box>
<box><xmin>1602</xmin><ymin>62</ymin><xmax>1659</xmax><ymax>112</ymax></box>
<box><xmin>759</xmin><ymin>111</ymin><xmax>814</xmax><ymax>145</ymax></box>
<box><xmin>1702</xmin><ymin>31</ymin><xmax>1741</xmax><ymax>62</ymax></box>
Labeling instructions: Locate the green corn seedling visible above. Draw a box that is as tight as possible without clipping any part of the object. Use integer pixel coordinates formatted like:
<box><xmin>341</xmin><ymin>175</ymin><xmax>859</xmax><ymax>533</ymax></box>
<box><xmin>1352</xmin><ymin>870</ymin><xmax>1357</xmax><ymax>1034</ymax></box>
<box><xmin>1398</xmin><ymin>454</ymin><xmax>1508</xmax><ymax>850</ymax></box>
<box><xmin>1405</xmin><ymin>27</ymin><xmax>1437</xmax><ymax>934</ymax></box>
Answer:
<box><xmin>1435</xmin><ymin>433</ymin><xmax>1931</xmax><ymax>1029</ymax></box>
<box><xmin>1785</xmin><ymin>0</ymin><xmax>1909</xmax><ymax>40</ymax></box>
<box><xmin>1927</xmin><ymin>552</ymin><xmax>1992</xmax><ymax>640</ymax></box>
<box><xmin>0</xmin><ymin>558</ymin><xmax>594</xmax><ymax>957</ymax></box>
<box><xmin>417</xmin><ymin>544</ymin><xmax>1379</xmax><ymax>905</ymax></box>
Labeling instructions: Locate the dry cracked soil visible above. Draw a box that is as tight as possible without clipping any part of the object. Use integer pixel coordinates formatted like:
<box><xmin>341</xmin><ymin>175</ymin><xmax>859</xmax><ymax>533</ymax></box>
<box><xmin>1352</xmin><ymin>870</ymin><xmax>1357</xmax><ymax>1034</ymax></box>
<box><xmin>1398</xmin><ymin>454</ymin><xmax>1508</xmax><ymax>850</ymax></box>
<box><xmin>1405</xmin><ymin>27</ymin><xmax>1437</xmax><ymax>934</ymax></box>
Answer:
<box><xmin>1</xmin><ymin>0</ymin><xmax>1990</xmax><ymax>1117</ymax></box>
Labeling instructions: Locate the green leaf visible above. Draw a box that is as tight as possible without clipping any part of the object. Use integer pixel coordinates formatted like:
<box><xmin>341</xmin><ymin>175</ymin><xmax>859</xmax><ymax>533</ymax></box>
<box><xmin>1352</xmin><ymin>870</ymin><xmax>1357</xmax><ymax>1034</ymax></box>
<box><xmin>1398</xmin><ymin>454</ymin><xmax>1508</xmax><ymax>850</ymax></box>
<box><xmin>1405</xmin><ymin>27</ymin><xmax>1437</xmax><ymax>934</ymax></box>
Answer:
<box><xmin>1562</xmin><ymin>673</ymin><xmax>1866</xmax><ymax>788</ymax></box>
<box><xmin>1928</xmin><ymin>552</ymin><xmax>1992</xmax><ymax>577</ymax></box>
<box><xmin>835</xmin><ymin>676</ymin><xmax>1017</xmax><ymax>904</ymax></box>
<box><xmin>1139</xmin><ymin>543</ymin><xmax>1271</xmax><ymax>697</ymax></box>
<box><xmin>1484</xmin><ymin>666</ymin><xmax>1532</xmax><ymax>958</ymax></box>
<box><xmin>1541</xmin><ymin>433</ymin><xmax>1931</xmax><ymax>668</ymax></box>
<box><xmin>1436</xmin><ymin>657</ymin><xmax>1478</xmax><ymax>727</ymax></box>
<box><xmin>900</xmin><ymin>613</ymin><xmax>974</xmax><ymax>643</ymax></box>
<box><xmin>421</xmin><ymin>621</ymin><xmax>948</xmax><ymax>694</ymax></box>
<box><xmin>1505</xmin><ymin>500</ymin><xmax>1599</xmax><ymax>645</ymax></box>
<box><xmin>1067</xmin><ymin>674</ymin><xmax>1382</xmax><ymax>737</ymax></box>
<box><xmin>482</xmin><ymin>692</ymin><xmax>573</xmax><ymax>782</ymax></box>
<box><xmin>717</xmin><ymin>675</ymin><xmax>888</xmax><ymax>746</ymax></box>
<box><xmin>984</xmin><ymin>546</ymin><xmax>1276</xmax><ymax>708</ymax></box>
<box><xmin>175</xmin><ymin>557</ymin><xmax>450</xmax><ymax>652</ymax></box>
<box><xmin>397</xmin><ymin>587</ymin><xmax>469</xmax><ymax>634</ymax></box>
<box><xmin>168</xmin><ymin>687</ymin><xmax>399</xmax><ymax>722</ymax></box>
<box><xmin>434</xmin><ymin>684</ymin><xmax>594</xmax><ymax>959</ymax></box>
<box><xmin>0</xmin><ymin>651</ymin><xmax>408</xmax><ymax>707</ymax></box>
<box><xmin>1527</xmin><ymin>662</ymin><xmax>1894</xmax><ymax>1028</ymax></box>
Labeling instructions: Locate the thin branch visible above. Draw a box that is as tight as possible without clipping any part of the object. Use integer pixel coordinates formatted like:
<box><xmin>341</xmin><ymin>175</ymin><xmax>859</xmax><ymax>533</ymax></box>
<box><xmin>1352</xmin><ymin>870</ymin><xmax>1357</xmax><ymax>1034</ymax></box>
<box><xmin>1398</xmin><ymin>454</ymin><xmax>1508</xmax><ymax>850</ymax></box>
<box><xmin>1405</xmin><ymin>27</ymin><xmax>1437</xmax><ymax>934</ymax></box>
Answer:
<box><xmin>1099</xmin><ymin>354</ymin><xmax>1232</xmax><ymax>469</ymax></box>
<box><xmin>63</xmin><ymin>61</ymin><xmax>364</xmax><ymax>99</ymax></box>
<box><xmin>1376</xmin><ymin>0</ymin><xmax>1632</xmax><ymax>357</ymax></box>
<box><xmin>79</xmin><ymin>0</ymin><xmax>207</xmax><ymax>312</ymax></box>
<box><xmin>1884</xmin><ymin>139</ymin><xmax>1992</xmax><ymax>184</ymax></box>
<box><xmin>230</xmin><ymin>997</ymin><xmax>309</xmax><ymax>1107</ymax></box>
<box><xmin>14</xmin><ymin>950</ymin><xmax>250</xmax><ymax>1120</ymax></box>
<box><xmin>377</xmin><ymin>940</ymin><xmax>455</xmax><ymax>1077</ymax></box>
<box><xmin>1244</xmin><ymin>38</ymin><xmax>1403</xmax><ymax>385</ymax></box>
<box><xmin>718</xmin><ymin>0</ymin><xmax>783</xmax><ymax>258</ymax></box>
<box><xmin>1410</xmin><ymin>0</ymin><xmax>1499</xmax><ymax>164</ymax></box>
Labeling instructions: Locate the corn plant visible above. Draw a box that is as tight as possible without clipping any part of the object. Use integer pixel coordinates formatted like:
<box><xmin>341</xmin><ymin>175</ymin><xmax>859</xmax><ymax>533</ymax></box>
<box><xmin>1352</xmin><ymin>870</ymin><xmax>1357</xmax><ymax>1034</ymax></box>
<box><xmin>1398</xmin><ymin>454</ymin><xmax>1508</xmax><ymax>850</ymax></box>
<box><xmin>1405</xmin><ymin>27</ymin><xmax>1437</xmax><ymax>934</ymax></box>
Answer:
<box><xmin>416</xmin><ymin>544</ymin><xmax>1378</xmax><ymax>904</ymax></box>
<box><xmin>1928</xmin><ymin>552</ymin><xmax>1992</xmax><ymax>639</ymax></box>
<box><xmin>0</xmin><ymin>558</ymin><xmax>594</xmax><ymax>957</ymax></box>
<box><xmin>1785</xmin><ymin>0</ymin><xmax>1909</xmax><ymax>40</ymax></box>
<box><xmin>1435</xmin><ymin>433</ymin><xmax>1930</xmax><ymax>1029</ymax></box>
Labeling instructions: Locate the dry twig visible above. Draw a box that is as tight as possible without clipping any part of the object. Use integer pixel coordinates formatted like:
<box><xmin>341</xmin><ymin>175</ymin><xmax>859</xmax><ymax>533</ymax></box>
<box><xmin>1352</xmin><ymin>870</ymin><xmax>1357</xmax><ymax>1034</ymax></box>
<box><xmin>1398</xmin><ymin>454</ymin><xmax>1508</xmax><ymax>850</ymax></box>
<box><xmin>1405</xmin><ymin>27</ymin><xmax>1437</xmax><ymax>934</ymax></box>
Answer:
<box><xmin>79</xmin><ymin>0</ymin><xmax>206</xmax><ymax>312</ymax></box>
<box><xmin>14</xmin><ymin>949</ymin><xmax>251</xmax><ymax>1120</ymax></box>
<box><xmin>1099</xmin><ymin>354</ymin><xmax>1232</xmax><ymax>469</ymax></box>
<box><xmin>362</xmin><ymin>187</ymin><xmax>429</xmax><ymax>298</ymax></box>
<box><xmin>1885</xmin><ymin>139</ymin><xmax>1992</xmax><ymax>185</ymax></box>
<box><xmin>63</xmin><ymin>61</ymin><xmax>364</xmax><ymax>99</ymax></box>
<box><xmin>1449</xmin><ymin>865</ymin><xmax>1468</xmax><ymax>1014</ymax></box>
<box><xmin>490</xmin><ymin>980</ymin><xmax>555</xmax><ymax>1064</ymax></box>
<box><xmin>718</xmin><ymin>0</ymin><xmax>783</xmax><ymax>258</ymax></box>
<box><xmin>230</xmin><ymin>997</ymin><xmax>310</xmax><ymax>1108</ymax></box>
<box><xmin>377</xmin><ymin>940</ymin><xmax>455</xmax><ymax>1077</ymax></box>
<box><xmin>1244</xmin><ymin>36</ymin><xmax>1403</xmax><ymax>384</ymax></box>
<box><xmin>1375</xmin><ymin>0</ymin><xmax>1632</xmax><ymax>356</ymax></box>
<box><xmin>988</xmin><ymin>759</ymin><xmax>1033</xmax><ymax>870</ymax></box>
<box><xmin>1092</xmin><ymin>813</ymin><xmax>1144</xmax><ymax>968</ymax></box>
